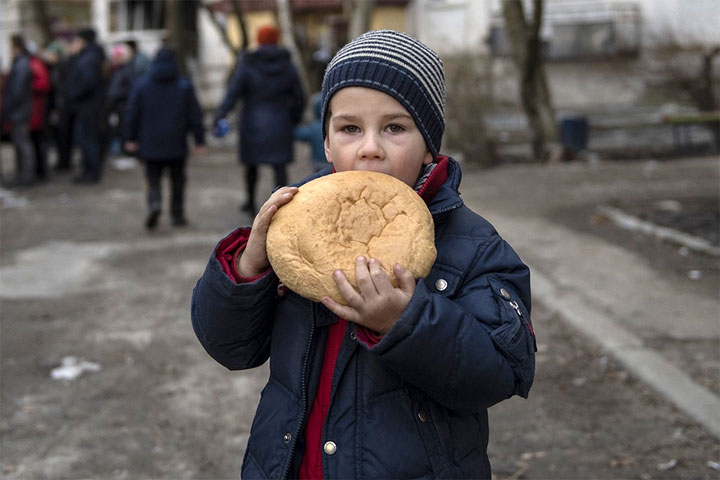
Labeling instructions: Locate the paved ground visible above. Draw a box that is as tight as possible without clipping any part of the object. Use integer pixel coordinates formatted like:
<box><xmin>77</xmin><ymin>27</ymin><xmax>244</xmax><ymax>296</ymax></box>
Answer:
<box><xmin>1</xmin><ymin>143</ymin><xmax>718</xmax><ymax>479</ymax></box>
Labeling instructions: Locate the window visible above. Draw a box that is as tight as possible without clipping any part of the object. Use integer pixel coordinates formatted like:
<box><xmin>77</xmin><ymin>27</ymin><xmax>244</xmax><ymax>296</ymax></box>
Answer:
<box><xmin>110</xmin><ymin>0</ymin><xmax>166</xmax><ymax>32</ymax></box>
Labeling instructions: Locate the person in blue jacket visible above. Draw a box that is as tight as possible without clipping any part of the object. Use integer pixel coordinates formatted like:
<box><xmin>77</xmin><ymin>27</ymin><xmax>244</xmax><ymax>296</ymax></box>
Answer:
<box><xmin>213</xmin><ymin>25</ymin><xmax>305</xmax><ymax>215</ymax></box>
<box><xmin>293</xmin><ymin>92</ymin><xmax>327</xmax><ymax>172</ymax></box>
<box><xmin>124</xmin><ymin>47</ymin><xmax>205</xmax><ymax>230</ymax></box>
<box><xmin>192</xmin><ymin>30</ymin><xmax>535</xmax><ymax>479</ymax></box>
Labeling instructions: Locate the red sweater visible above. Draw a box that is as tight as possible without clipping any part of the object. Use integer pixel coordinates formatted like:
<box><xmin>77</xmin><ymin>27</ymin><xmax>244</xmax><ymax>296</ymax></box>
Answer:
<box><xmin>216</xmin><ymin>159</ymin><xmax>449</xmax><ymax>479</ymax></box>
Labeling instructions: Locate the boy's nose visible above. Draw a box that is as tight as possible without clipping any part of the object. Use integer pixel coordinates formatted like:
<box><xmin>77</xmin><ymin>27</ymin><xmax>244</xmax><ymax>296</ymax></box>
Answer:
<box><xmin>357</xmin><ymin>132</ymin><xmax>384</xmax><ymax>160</ymax></box>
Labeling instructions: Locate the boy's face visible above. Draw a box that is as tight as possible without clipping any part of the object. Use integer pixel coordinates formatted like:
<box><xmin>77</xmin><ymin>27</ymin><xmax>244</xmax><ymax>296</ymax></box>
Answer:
<box><xmin>324</xmin><ymin>87</ymin><xmax>433</xmax><ymax>188</ymax></box>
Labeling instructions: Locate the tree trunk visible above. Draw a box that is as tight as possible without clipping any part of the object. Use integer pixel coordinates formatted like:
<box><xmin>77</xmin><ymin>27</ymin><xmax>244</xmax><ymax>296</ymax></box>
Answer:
<box><xmin>30</xmin><ymin>0</ymin><xmax>52</xmax><ymax>46</ymax></box>
<box><xmin>348</xmin><ymin>0</ymin><xmax>376</xmax><ymax>40</ymax></box>
<box><xmin>276</xmin><ymin>0</ymin><xmax>310</xmax><ymax>97</ymax></box>
<box><xmin>502</xmin><ymin>0</ymin><xmax>556</xmax><ymax>161</ymax></box>
<box><xmin>230</xmin><ymin>0</ymin><xmax>249</xmax><ymax>51</ymax></box>
<box><xmin>167</xmin><ymin>0</ymin><xmax>199</xmax><ymax>76</ymax></box>
<box><xmin>700</xmin><ymin>46</ymin><xmax>720</xmax><ymax>111</ymax></box>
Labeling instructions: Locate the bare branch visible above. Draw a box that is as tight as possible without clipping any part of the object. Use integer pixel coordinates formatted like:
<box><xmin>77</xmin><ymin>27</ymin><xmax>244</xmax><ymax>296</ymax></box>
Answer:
<box><xmin>200</xmin><ymin>2</ymin><xmax>240</xmax><ymax>56</ymax></box>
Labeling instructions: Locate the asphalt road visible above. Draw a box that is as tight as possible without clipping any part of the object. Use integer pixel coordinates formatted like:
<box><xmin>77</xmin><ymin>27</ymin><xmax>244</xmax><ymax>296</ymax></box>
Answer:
<box><xmin>1</xmin><ymin>145</ymin><xmax>718</xmax><ymax>479</ymax></box>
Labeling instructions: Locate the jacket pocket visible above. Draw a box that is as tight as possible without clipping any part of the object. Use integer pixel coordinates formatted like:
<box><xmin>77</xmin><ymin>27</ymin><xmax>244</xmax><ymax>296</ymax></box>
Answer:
<box><xmin>487</xmin><ymin>277</ymin><xmax>536</xmax><ymax>398</ymax></box>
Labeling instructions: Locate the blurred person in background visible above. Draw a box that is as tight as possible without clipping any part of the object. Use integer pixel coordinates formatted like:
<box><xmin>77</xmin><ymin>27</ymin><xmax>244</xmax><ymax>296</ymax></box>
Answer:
<box><xmin>1</xmin><ymin>34</ymin><xmax>35</xmax><ymax>188</ymax></box>
<box><xmin>124</xmin><ymin>47</ymin><xmax>206</xmax><ymax>230</ymax></box>
<box><xmin>66</xmin><ymin>27</ymin><xmax>107</xmax><ymax>184</ymax></box>
<box><xmin>213</xmin><ymin>24</ymin><xmax>305</xmax><ymax>215</ymax></box>
<box><xmin>40</xmin><ymin>40</ymin><xmax>68</xmax><ymax>172</ymax></box>
<box><xmin>293</xmin><ymin>91</ymin><xmax>327</xmax><ymax>172</ymax></box>
<box><xmin>28</xmin><ymin>41</ymin><xmax>52</xmax><ymax>181</ymax></box>
<box><xmin>125</xmin><ymin>39</ymin><xmax>150</xmax><ymax>79</ymax></box>
<box><xmin>106</xmin><ymin>42</ymin><xmax>134</xmax><ymax>157</ymax></box>
<box><xmin>52</xmin><ymin>38</ymin><xmax>77</xmax><ymax>173</ymax></box>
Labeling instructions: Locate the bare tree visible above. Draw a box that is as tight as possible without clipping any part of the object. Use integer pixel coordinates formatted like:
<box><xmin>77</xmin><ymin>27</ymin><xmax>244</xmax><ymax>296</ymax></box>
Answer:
<box><xmin>29</xmin><ymin>0</ymin><xmax>52</xmax><ymax>46</ymax></box>
<box><xmin>643</xmin><ymin>40</ymin><xmax>720</xmax><ymax>151</ymax></box>
<box><xmin>167</xmin><ymin>0</ymin><xmax>201</xmax><ymax>75</ymax></box>
<box><xmin>276</xmin><ymin>0</ymin><xmax>310</xmax><ymax>96</ymax></box>
<box><xmin>443</xmin><ymin>53</ymin><xmax>497</xmax><ymax>168</ymax></box>
<box><xmin>649</xmin><ymin>44</ymin><xmax>720</xmax><ymax>112</ymax></box>
<box><xmin>200</xmin><ymin>0</ymin><xmax>249</xmax><ymax>57</ymax></box>
<box><xmin>502</xmin><ymin>0</ymin><xmax>556</xmax><ymax>161</ymax></box>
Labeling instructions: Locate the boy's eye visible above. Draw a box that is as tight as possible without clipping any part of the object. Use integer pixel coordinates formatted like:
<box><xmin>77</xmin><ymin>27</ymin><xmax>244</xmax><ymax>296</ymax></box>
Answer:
<box><xmin>387</xmin><ymin>124</ymin><xmax>406</xmax><ymax>133</ymax></box>
<box><xmin>342</xmin><ymin>125</ymin><xmax>360</xmax><ymax>134</ymax></box>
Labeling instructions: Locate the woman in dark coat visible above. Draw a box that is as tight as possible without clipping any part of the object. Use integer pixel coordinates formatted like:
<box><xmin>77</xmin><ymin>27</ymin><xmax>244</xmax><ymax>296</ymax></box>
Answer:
<box><xmin>213</xmin><ymin>25</ymin><xmax>305</xmax><ymax>214</ymax></box>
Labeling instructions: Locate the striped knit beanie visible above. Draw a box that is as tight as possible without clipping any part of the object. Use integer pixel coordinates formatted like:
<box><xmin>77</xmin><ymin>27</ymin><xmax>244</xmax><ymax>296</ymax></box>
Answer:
<box><xmin>321</xmin><ymin>30</ymin><xmax>446</xmax><ymax>159</ymax></box>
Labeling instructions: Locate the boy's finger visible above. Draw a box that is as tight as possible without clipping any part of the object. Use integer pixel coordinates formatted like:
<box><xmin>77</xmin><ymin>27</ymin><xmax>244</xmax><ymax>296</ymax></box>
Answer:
<box><xmin>321</xmin><ymin>296</ymin><xmax>359</xmax><ymax>322</ymax></box>
<box><xmin>394</xmin><ymin>263</ymin><xmax>416</xmax><ymax>295</ymax></box>
<box><xmin>368</xmin><ymin>258</ymin><xmax>393</xmax><ymax>293</ymax></box>
<box><xmin>332</xmin><ymin>269</ymin><xmax>363</xmax><ymax>307</ymax></box>
<box><xmin>354</xmin><ymin>256</ymin><xmax>378</xmax><ymax>297</ymax></box>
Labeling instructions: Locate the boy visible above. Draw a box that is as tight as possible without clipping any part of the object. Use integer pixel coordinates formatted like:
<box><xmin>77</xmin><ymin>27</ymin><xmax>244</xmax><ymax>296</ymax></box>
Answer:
<box><xmin>192</xmin><ymin>30</ymin><xmax>535</xmax><ymax>479</ymax></box>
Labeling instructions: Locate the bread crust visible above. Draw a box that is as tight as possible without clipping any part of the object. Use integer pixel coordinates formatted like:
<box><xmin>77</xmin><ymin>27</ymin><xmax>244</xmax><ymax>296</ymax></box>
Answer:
<box><xmin>266</xmin><ymin>171</ymin><xmax>437</xmax><ymax>304</ymax></box>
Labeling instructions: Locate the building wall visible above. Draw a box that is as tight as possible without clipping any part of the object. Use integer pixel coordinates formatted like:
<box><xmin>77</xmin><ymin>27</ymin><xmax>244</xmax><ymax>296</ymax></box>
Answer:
<box><xmin>370</xmin><ymin>6</ymin><xmax>408</xmax><ymax>32</ymax></box>
<box><xmin>408</xmin><ymin>0</ymin><xmax>493</xmax><ymax>54</ymax></box>
<box><xmin>412</xmin><ymin>0</ymin><xmax>719</xmax><ymax>111</ymax></box>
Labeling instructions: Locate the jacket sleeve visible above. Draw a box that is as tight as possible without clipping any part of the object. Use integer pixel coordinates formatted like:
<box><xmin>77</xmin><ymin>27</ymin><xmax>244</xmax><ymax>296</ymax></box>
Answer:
<box><xmin>3</xmin><ymin>57</ymin><xmax>32</xmax><ymax>115</ymax></box>
<box><xmin>123</xmin><ymin>82</ymin><xmax>141</xmax><ymax>142</ymax></box>
<box><xmin>367</xmin><ymin>232</ymin><xmax>535</xmax><ymax>412</ymax></box>
<box><xmin>215</xmin><ymin>56</ymin><xmax>246</xmax><ymax>120</ymax></box>
<box><xmin>185</xmin><ymin>82</ymin><xmax>205</xmax><ymax>146</ymax></box>
<box><xmin>191</xmin><ymin>231</ymin><xmax>280</xmax><ymax>370</ymax></box>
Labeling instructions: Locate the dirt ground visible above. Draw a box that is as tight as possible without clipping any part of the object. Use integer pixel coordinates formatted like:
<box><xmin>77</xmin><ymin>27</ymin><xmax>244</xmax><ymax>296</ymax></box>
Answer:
<box><xmin>1</xmin><ymin>147</ymin><xmax>718</xmax><ymax>479</ymax></box>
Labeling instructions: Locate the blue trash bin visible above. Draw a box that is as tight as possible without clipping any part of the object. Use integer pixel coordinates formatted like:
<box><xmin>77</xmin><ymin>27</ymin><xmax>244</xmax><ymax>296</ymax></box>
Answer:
<box><xmin>559</xmin><ymin>116</ymin><xmax>589</xmax><ymax>152</ymax></box>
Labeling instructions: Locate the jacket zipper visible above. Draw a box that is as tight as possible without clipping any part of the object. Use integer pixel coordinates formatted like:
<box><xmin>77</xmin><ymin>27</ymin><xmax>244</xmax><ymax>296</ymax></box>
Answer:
<box><xmin>430</xmin><ymin>201</ymin><xmax>462</xmax><ymax>218</ymax></box>
<box><xmin>508</xmin><ymin>300</ymin><xmax>524</xmax><ymax>342</ymax></box>
<box><xmin>281</xmin><ymin>303</ymin><xmax>315</xmax><ymax>479</ymax></box>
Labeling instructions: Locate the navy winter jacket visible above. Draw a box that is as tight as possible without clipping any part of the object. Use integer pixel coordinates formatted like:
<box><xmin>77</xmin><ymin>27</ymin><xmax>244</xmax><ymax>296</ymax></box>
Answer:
<box><xmin>215</xmin><ymin>45</ymin><xmax>305</xmax><ymax>166</ymax></box>
<box><xmin>2</xmin><ymin>54</ymin><xmax>33</xmax><ymax>124</ymax></box>
<box><xmin>65</xmin><ymin>42</ymin><xmax>106</xmax><ymax>116</ymax></box>
<box><xmin>124</xmin><ymin>49</ymin><xmax>205</xmax><ymax>160</ymax></box>
<box><xmin>191</xmin><ymin>158</ymin><xmax>535</xmax><ymax>479</ymax></box>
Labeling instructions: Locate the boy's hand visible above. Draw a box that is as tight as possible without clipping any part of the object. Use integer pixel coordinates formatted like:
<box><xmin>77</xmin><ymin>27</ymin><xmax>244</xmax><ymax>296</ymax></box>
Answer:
<box><xmin>322</xmin><ymin>256</ymin><xmax>416</xmax><ymax>335</ymax></box>
<box><xmin>237</xmin><ymin>186</ymin><xmax>298</xmax><ymax>277</ymax></box>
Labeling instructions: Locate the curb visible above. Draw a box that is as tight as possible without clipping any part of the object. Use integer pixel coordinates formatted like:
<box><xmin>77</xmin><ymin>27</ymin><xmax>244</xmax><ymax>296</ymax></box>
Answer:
<box><xmin>531</xmin><ymin>265</ymin><xmax>720</xmax><ymax>438</ymax></box>
<box><xmin>597</xmin><ymin>205</ymin><xmax>720</xmax><ymax>257</ymax></box>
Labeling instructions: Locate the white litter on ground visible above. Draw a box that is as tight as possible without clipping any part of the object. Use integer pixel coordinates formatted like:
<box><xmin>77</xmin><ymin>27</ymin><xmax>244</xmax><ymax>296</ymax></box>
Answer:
<box><xmin>50</xmin><ymin>356</ymin><xmax>101</xmax><ymax>380</ymax></box>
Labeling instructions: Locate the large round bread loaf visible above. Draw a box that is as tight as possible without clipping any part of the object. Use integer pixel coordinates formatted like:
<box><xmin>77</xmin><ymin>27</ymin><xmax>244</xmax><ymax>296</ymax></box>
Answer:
<box><xmin>266</xmin><ymin>171</ymin><xmax>437</xmax><ymax>304</ymax></box>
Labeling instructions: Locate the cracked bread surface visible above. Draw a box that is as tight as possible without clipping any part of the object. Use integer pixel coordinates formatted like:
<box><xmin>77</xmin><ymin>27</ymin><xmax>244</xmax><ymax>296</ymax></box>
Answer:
<box><xmin>266</xmin><ymin>171</ymin><xmax>437</xmax><ymax>304</ymax></box>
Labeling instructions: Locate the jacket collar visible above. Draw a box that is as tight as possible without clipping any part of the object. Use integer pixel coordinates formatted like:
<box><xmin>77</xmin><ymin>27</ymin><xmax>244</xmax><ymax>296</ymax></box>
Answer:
<box><xmin>427</xmin><ymin>156</ymin><xmax>464</xmax><ymax>216</ymax></box>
